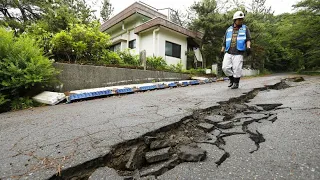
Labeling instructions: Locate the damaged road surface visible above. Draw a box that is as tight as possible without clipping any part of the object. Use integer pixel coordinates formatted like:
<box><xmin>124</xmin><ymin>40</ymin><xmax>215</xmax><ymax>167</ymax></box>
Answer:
<box><xmin>1</xmin><ymin>75</ymin><xmax>319</xmax><ymax>180</ymax></box>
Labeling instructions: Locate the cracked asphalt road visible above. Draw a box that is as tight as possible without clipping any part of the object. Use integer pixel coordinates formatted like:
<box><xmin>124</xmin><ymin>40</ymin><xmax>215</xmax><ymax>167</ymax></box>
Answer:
<box><xmin>158</xmin><ymin>76</ymin><xmax>320</xmax><ymax>180</ymax></box>
<box><xmin>0</xmin><ymin>75</ymin><xmax>319</xmax><ymax>179</ymax></box>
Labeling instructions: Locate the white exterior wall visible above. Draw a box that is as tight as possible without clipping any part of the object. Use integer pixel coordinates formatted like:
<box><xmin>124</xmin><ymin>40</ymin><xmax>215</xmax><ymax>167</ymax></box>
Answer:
<box><xmin>159</xmin><ymin>28</ymin><xmax>188</xmax><ymax>69</ymax></box>
<box><xmin>139</xmin><ymin>30</ymin><xmax>156</xmax><ymax>57</ymax></box>
<box><xmin>128</xmin><ymin>29</ymin><xmax>139</xmax><ymax>54</ymax></box>
<box><xmin>138</xmin><ymin>28</ymin><xmax>188</xmax><ymax>69</ymax></box>
<box><xmin>109</xmin><ymin>19</ymin><xmax>142</xmax><ymax>52</ymax></box>
<box><xmin>107</xmin><ymin>19</ymin><xmax>194</xmax><ymax>70</ymax></box>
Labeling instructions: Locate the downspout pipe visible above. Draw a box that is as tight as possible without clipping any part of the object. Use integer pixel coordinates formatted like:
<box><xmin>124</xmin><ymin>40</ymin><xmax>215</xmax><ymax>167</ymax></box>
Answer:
<box><xmin>153</xmin><ymin>27</ymin><xmax>160</xmax><ymax>56</ymax></box>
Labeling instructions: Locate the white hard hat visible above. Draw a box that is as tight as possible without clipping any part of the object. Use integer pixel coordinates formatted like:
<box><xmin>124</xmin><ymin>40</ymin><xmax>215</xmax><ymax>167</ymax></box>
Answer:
<box><xmin>233</xmin><ymin>11</ymin><xmax>245</xmax><ymax>20</ymax></box>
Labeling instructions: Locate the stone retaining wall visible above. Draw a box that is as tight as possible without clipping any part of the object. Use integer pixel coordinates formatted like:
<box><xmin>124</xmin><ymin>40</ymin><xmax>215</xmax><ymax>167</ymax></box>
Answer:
<box><xmin>54</xmin><ymin>63</ymin><xmax>191</xmax><ymax>92</ymax></box>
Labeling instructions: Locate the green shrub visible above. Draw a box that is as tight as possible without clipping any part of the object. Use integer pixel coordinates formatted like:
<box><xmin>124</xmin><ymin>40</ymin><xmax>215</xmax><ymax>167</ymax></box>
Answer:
<box><xmin>100</xmin><ymin>50</ymin><xmax>123</xmax><ymax>65</ymax></box>
<box><xmin>117</xmin><ymin>49</ymin><xmax>140</xmax><ymax>66</ymax></box>
<box><xmin>182</xmin><ymin>68</ymin><xmax>206</xmax><ymax>75</ymax></box>
<box><xmin>11</xmin><ymin>97</ymin><xmax>35</xmax><ymax>111</ymax></box>
<box><xmin>27</xmin><ymin>21</ymin><xmax>54</xmax><ymax>54</ymax></box>
<box><xmin>50</xmin><ymin>22</ymin><xmax>112</xmax><ymax>63</ymax></box>
<box><xmin>167</xmin><ymin>60</ymin><xmax>183</xmax><ymax>73</ymax></box>
<box><xmin>147</xmin><ymin>56</ymin><xmax>167</xmax><ymax>70</ymax></box>
<box><xmin>0</xmin><ymin>94</ymin><xmax>9</xmax><ymax>107</ymax></box>
<box><xmin>0</xmin><ymin>27</ymin><xmax>57</xmax><ymax>112</ymax></box>
<box><xmin>50</xmin><ymin>30</ymin><xmax>73</xmax><ymax>61</ymax></box>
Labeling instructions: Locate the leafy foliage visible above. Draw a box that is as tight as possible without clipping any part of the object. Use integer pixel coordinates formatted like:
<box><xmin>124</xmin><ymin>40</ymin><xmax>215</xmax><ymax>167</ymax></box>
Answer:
<box><xmin>182</xmin><ymin>68</ymin><xmax>206</xmax><ymax>75</ymax></box>
<box><xmin>117</xmin><ymin>50</ymin><xmax>140</xmax><ymax>66</ymax></box>
<box><xmin>100</xmin><ymin>50</ymin><xmax>123</xmax><ymax>65</ymax></box>
<box><xmin>167</xmin><ymin>60</ymin><xmax>183</xmax><ymax>73</ymax></box>
<box><xmin>11</xmin><ymin>97</ymin><xmax>35</xmax><ymax>111</ymax></box>
<box><xmin>0</xmin><ymin>0</ymin><xmax>95</xmax><ymax>33</ymax></box>
<box><xmin>0</xmin><ymin>27</ymin><xmax>57</xmax><ymax>112</ymax></box>
<box><xmin>50</xmin><ymin>22</ymin><xmax>112</xmax><ymax>63</ymax></box>
<box><xmin>101</xmin><ymin>0</ymin><xmax>114</xmax><ymax>21</ymax></box>
<box><xmin>146</xmin><ymin>56</ymin><xmax>168</xmax><ymax>70</ymax></box>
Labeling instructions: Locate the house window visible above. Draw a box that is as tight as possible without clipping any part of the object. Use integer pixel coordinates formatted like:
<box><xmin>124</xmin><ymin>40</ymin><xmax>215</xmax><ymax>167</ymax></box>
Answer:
<box><xmin>110</xmin><ymin>43</ymin><xmax>121</xmax><ymax>52</ymax></box>
<box><xmin>129</xmin><ymin>39</ymin><xmax>136</xmax><ymax>49</ymax></box>
<box><xmin>165</xmin><ymin>41</ymin><xmax>181</xmax><ymax>58</ymax></box>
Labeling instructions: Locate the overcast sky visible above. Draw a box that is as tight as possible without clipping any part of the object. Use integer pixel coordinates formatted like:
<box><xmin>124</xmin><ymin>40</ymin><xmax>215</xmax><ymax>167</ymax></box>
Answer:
<box><xmin>91</xmin><ymin>0</ymin><xmax>301</xmax><ymax>19</ymax></box>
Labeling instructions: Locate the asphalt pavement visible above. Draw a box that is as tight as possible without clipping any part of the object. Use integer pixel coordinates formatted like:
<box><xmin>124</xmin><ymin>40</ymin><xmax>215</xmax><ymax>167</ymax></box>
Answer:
<box><xmin>158</xmin><ymin>76</ymin><xmax>320</xmax><ymax>180</ymax></box>
<box><xmin>0</xmin><ymin>74</ymin><xmax>319</xmax><ymax>180</ymax></box>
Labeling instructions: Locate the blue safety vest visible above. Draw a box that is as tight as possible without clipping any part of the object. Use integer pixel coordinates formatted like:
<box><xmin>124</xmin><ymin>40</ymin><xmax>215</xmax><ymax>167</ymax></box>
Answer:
<box><xmin>225</xmin><ymin>25</ymin><xmax>247</xmax><ymax>52</ymax></box>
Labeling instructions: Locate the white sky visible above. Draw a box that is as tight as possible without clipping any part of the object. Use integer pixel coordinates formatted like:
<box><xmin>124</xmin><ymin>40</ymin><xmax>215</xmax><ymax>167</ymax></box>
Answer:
<box><xmin>90</xmin><ymin>0</ymin><xmax>301</xmax><ymax>19</ymax></box>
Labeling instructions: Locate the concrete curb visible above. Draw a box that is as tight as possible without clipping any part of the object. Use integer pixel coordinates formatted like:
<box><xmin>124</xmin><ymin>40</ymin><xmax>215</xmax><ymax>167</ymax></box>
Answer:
<box><xmin>66</xmin><ymin>77</ymin><xmax>218</xmax><ymax>103</ymax></box>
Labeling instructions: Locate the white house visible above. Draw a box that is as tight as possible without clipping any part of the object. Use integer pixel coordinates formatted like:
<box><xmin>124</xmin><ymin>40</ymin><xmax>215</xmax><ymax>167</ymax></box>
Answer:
<box><xmin>100</xmin><ymin>1</ymin><xmax>204</xmax><ymax>70</ymax></box>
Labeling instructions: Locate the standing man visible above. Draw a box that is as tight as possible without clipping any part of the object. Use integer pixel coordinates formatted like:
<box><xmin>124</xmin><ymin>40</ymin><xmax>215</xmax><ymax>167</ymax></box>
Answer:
<box><xmin>221</xmin><ymin>11</ymin><xmax>251</xmax><ymax>89</ymax></box>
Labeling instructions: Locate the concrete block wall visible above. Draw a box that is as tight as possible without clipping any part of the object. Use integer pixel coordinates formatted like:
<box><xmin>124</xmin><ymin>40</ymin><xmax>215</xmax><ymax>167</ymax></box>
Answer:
<box><xmin>242</xmin><ymin>68</ymin><xmax>260</xmax><ymax>76</ymax></box>
<box><xmin>53</xmin><ymin>63</ymin><xmax>191</xmax><ymax>92</ymax></box>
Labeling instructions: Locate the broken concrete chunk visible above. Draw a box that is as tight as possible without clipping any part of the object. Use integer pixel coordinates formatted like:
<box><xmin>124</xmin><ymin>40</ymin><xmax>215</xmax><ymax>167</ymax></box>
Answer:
<box><xmin>140</xmin><ymin>156</ymin><xmax>179</xmax><ymax>177</ymax></box>
<box><xmin>197</xmin><ymin>143</ymin><xmax>226</xmax><ymax>163</ymax></box>
<box><xmin>197</xmin><ymin>123</ymin><xmax>215</xmax><ymax>132</ymax></box>
<box><xmin>248</xmin><ymin>105</ymin><xmax>264</xmax><ymax>112</ymax></box>
<box><xmin>150</xmin><ymin>140</ymin><xmax>171</xmax><ymax>150</ymax></box>
<box><xmin>267</xmin><ymin>115</ymin><xmax>277</xmax><ymax>123</ymax></box>
<box><xmin>88</xmin><ymin>167</ymin><xmax>123</xmax><ymax>180</ymax></box>
<box><xmin>123</xmin><ymin>170</ymin><xmax>140</xmax><ymax>180</ymax></box>
<box><xmin>182</xmin><ymin>119</ymin><xmax>192</xmax><ymax>124</ymax></box>
<box><xmin>144</xmin><ymin>136</ymin><xmax>157</xmax><ymax>145</ymax></box>
<box><xmin>232</xmin><ymin>117</ymin><xmax>254</xmax><ymax>126</ymax></box>
<box><xmin>178</xmin><ymin>145</ymin><xmax>206</xmax><ymax>162</ymax></box>
<box><xmin>220</xmin><ymin>126</ymin><xmax>245</xmax><ymax>134</ymax></box>
<box><xmin>175</xmin><ymin>136</ymin><xmax>191</xmax><ymax>144</ymax></box>
<box><xmin>233</xmin><ymin>104</ymin><xmax>248</xmax><ymax>112</ymax></box>
<box><xmin>292</xmin><ymin>77</ymin><xmax>304</xmax><ymax>82</ymax></box>
<box><xmin>204</xmin><ymin>115</ymin><xmax>225</xmax><ymax>123</ymax></box>
<box><xmin>244</xmin><ymin>110</ymin><xmax>258</xmax><ymax>115</ymax></box>
<box><xmin>205</xmin><ymin>133</ymin><xmax>218</xmax><ymax>143</ymax></box>
<box><xmin>255</xmin><ymin>103</ymin><xmax>283</xmax><ymax>111</ymax></box>
<box><xmin>211</xmin><ymin>129</ymin><xmax>221</xmax><ymax>136</ymax></box>
<box><xmin>139</xmin><ymin>175</ymin><xmax>157</xmax><ymax>180</ymax></box>
<box><xmin>248</xmin><ymin>113</ymin><xmax>269</xmax><ymax>120</ymax></box>
<box><xmin>125</xmin><ymin>146</ymin><xmax>140</xmax><ymax>170</ymax></box>
<box><xmin>216</xmin><ymin>121</ymin><xmax>234</xmax><ymax>129</ymax></box>
<box><xmin>145</xmin><ymin>147</ymin><xmax>171</xmax><ymax>163</ymax></box>
<box><xmin>169</xmin><ymin>135</ymin><xmax>176</xmax><ymax>140</ymax></box>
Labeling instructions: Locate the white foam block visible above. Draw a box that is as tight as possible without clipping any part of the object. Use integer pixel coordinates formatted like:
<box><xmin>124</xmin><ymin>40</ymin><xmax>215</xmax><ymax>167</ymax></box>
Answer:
<box><xmin>33</xmin><ymin>91</ymin><xmax>66</xmax><ymax>105</ymax></box>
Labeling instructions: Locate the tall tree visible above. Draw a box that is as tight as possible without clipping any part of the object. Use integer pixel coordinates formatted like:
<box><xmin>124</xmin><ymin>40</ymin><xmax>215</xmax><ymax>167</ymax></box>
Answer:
<box><xmin>100</xmin><ymin>0</ymin><xmax>113</xmax><ymax>21</ymax></box>
<box><xmin>190</xmin><ymin>0</ymin><xmax>231</xmax><ymax>69</ymax></box>
<box><xmin>0</xmin><ymin>0</ymin><xmax>48</xmax><ymax>31</ymax></box>
<box><xmin>292</xmin><ymin>0</ymin><xmax>320</xmax><ymax>70</ymax></box>
<box><xmin>294</xmin><ymin>0</ymin><xmax>320</xmax><ymax>13</ymax></box>
<box><xmin>0</xmin><ymin>0</ymin><xmax>95</xmax><ymax>32</ymax></box>
<box><xmin>169</xmin><ymin>9</ymin><xmax>185</xmax><ymax>26</ymax></box>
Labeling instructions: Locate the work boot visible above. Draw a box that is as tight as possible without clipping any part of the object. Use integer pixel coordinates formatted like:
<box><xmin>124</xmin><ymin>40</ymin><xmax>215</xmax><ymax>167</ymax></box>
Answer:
<box><xmin>231</xmin><ymin>83</ymin><xmax>239</xmax><ymax>89</ymax></box>
<box><xmin>228</xmin><ymin>76</ymin><xmax>234</xmax><ymax>87</ymax></box>
<box><xmin>231</xmin><ymin>78</ymin><xmax>240</xmax><ymax>89</ymax></box>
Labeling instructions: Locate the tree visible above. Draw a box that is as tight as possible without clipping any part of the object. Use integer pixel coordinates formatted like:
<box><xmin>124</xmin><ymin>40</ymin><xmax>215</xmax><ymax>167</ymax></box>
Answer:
<box><xmin>100</xmin><ymin>0</ymin><xmax>113</xmax><ymax>21</ymax></box>
<box><xmin>190</xmin><ymin>0</ymin><xmax>230</xmax><ymax>69</ymax></box>
<box><xmin>0</xmin><ymin>0</ymin><xmax>96</xmax><ymax>32</ymax></box>
<box><xmin>294</xmin><ymin>0</ymin><xmax>320</xmax><ymax>13</ymax></box>
<box><xmin>292</xmin><ymin>0</ymin><xmax>320</xmax><ymax>70</ymax></box>
<box><xmin>0</xmin><ymin>0</ymin><xmax>48</xmax><ymax>32</ymax></box>
<box><xmin>169</xmin><ymin>9</ymin><xmax>184</xmax><ymax>26</ymax></box>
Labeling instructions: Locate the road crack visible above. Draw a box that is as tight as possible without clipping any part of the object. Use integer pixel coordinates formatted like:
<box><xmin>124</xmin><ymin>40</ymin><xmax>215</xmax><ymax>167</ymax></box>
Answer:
<box><xmin>47</xmin><ymin>78</ymin><xmax>298</xmax><ymax>180</ymax></box>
